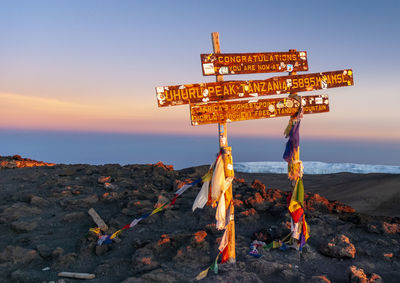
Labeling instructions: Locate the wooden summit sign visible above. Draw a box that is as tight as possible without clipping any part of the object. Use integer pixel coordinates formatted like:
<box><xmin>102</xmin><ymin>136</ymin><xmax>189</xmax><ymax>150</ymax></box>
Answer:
<box><xmin>201</xmin><ymin>51</ymin><xmax>308</xmax><ymax>76</ymax></box>
<box><xmin>156</xmin><ymin>70</ymin><xmax>353</xmax><ymax>107</ymax></box>
<box><xmin>190</xmin><ymin>95</ymin><xmax>329</xmax><ymax>126</ymax></box>
<box><xmin>155</xmin><ymin>32</ymin><xmax>354</xmax><ymax>265</ymax></box>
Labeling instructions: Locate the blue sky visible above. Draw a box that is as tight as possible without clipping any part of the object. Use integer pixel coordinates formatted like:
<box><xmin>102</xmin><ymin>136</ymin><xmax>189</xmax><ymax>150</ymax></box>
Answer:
<box><xmin>0</xmin><ymin>0</ymin><xmax>399</xmax><ymax>166</ymax></box>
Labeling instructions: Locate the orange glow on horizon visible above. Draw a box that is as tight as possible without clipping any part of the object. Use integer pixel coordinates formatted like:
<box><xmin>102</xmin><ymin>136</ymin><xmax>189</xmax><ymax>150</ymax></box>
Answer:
<box><xmin>1</xmin><ymin>92</ymin><xmax>399</xmax><ymax>143</ymax></box>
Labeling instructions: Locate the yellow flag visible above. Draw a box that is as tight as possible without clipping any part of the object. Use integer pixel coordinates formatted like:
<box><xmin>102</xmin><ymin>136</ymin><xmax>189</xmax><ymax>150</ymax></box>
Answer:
<box><xmin>150</xmin><ymin>202</ymin><xmax>168</xmax><ymax>215</ymax></box>
<box><xmin>89</xmin><ymin>227</ymin><xmax>100</xmax><ymax>235</ymax></box>
<box><xmin>110</xmin><ymin>229</ymin><xmax>122</xmax><ymax>239</ymax></box>
<box><xmin>304</xmin><ymin>219</ymin><xmax>310</xmax><ymax>241</ymax></box>
<box><xmin>202</xmin><ymin>171</ymin><xmax>212</xmax><ymax>182</ymax></box>
<box><xmin>272</xmin><ymin>241</ymin><xmax>281</xmax><ymax>249</ymax></box>
<box><xmin>288</xmin><ymin>200</ymin><xmax>302</xmax><ymax>214</ymax></box>
<box><xmin>195</xmin><ymin>268</ymin><xmax>209</xmax><ymax>281</ymax></box>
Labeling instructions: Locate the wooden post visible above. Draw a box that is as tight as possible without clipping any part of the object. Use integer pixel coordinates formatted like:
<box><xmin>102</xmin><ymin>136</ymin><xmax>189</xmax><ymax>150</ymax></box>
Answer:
<box><xmin>288</xmin><ymin>49</ymin><xmax>299</xmax><ymax>101</ymax></box>
<box><xmin>212</xmin><ymin>32</ymin><xmax>236</xmax><ymax>263</ymax></box>
<box><xmin>288</xmin><ymin>49</ymin><xmax>301</xmax><ymax>190</ymax></box>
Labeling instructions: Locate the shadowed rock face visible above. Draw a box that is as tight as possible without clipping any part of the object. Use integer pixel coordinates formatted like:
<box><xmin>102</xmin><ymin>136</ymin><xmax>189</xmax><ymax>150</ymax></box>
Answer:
<box><xmin>0</xmin><ymin>158</ymin><xmax>399</xmax><ymax>282</ymax></box>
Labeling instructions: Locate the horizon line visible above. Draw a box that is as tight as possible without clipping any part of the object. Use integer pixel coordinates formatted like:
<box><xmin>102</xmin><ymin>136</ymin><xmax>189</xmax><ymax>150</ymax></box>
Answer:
<box><xmin>1</xmin><ymin>127</ymin><xmax>399</xmax><ymax>145</ymax></box>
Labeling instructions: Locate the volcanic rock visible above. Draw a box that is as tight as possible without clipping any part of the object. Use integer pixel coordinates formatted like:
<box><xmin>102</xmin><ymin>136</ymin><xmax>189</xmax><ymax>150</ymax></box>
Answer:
<box><xmin>132</xmin><ymin>247</ymin><xmax>159</xmax><ymax>272</ymax></box>
<box><xmin>310</xmin><ymin>275</ymin><xmax>332</xmax><ymax>283</ymax></box>
<box><xmin>348</xmin><ymin>265</ymin><xmax>382</xmax><ymax>283</ymax></box>
<box><xmin>0</xmin><ymin>157</ymin><xmax>399</xmax><ymax>282</ymax></box>
<box><xmin>319</xmin><ymin>234</ymin><xmax>356</xmax><ymax>259</ymax></box>
<box><xmin>36</xmin><ymin>244</ymin><xmax>52</xmax><ymax>258</ymax></box>
<box><xmin>10</xmin><ymin>220</ymin><xmax>38</xmax><ymax>233</ymax></box>
<box><xmin>62</xmin><ymin>211</ymin><xmax>86</xmax><ymax>222</ymax></box>
<box><xmin>0</xmin><ymin>155</ymin><xmax>55</xmax><ymax>169</ymax></box>
<box><xmin>0</xmin><ymin>203</ymin><xmax>41</xmax><ymax>223</ymax></box>
<box><xmin>382</xmin><ymin>222</ymin><xmax>400</xmax><ymax>234</ymax></box>
<box><xmin>0</xmin><ymin>246</ymin><xmax>41</xmax><ymax>264</ymax></box>
<box><xmin>30</xmin><ymin>195</ymin><xmax>51</xmax><ymax>207</ymax></box>
<box><xmin>98</xmin><ymin>176</ymin><xmax>112</xmax><ymax>183</ymax></box>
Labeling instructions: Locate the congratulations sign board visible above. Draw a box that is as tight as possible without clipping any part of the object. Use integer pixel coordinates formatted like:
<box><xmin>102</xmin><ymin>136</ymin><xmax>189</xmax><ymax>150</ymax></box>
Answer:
<box><xmin>190</xmin><ymin>95</ymin><xmax>329</xmax><ymax>125</ymax></box>
<box><xmin>200</xmin><ymin>51</ymin><xmax>308</xmax><ymax>76</ymax></box>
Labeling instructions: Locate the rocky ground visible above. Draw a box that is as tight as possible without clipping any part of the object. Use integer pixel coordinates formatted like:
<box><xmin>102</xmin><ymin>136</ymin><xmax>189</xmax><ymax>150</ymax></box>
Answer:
<box><xmin>0</xmin><ymin>155</ymin><xmax>399</xmax><ymax>282</ymax></box>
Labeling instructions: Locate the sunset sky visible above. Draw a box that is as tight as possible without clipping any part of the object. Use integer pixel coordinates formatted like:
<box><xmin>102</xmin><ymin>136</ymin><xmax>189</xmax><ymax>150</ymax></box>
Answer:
<box><xmin>1</xmin><ymin>1</ymin><xmax>399</xmax><ymax>166</ymax></box>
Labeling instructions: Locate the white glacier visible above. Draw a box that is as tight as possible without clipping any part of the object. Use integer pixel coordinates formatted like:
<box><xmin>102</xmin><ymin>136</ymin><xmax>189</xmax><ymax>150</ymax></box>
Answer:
<box><xmin>233</xmin><ymin>161</ymin><xmax>400</xmax><ymax>174</ymax></box>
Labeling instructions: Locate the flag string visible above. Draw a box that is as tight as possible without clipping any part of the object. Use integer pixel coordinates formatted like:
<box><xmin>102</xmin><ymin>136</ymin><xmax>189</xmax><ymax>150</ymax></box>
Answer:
<box><xmin>89</xmin><ymin>177</ymin><xmax>202</xmax><ymax>246</ymax></box>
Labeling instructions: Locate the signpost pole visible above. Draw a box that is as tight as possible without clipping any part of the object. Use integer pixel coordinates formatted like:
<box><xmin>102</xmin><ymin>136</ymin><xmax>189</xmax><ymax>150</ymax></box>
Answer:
<box><xmin>211</xmin><ymin>32</ymin><xmax>236</xmax><ymax>263</ymax></box>
<box><xmin>288</xmin><ymin>49</ymin><xmax>299</xmax><ymax>99</ymax></box>
<box><xmin>288</xmin><ymin>49</ymin><xmax>300</xmax><ymax>189</ymax></box>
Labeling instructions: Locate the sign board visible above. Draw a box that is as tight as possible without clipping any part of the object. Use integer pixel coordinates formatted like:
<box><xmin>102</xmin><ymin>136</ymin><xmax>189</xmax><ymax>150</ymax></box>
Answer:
<box><xmin>190</xmin><ymin>95</ymin><xmax>329</xmax><ymax>125</ymax></box>
<box><xmin>201</xmin><ymin>51</ymin><xmax>308</xmax><ymax>76</ymax></box>
<box><xmin>156</xmin><ymin>69</ymin><xmax>353</xmax><ymax>107</ymax></box>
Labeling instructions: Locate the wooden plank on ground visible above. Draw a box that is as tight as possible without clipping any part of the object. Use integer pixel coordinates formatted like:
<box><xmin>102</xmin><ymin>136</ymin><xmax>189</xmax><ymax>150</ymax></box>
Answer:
<box><xmin>156</xmin><ymin>70</ymin><xmax>352</xmax><ymax>107</ymax></box>
<box><xmin>190</xmin><ymin>95</ymin><xmax>329</xmax><ymax>125</ymax></box>
<box><xmin>200</xmin><ymin>51</ymin><xmax>308</xmax><ymax>76</ymax></box>
<box><xmin>88</xmin><ymin>208</ymin><xmax>108</xmax><ymax>232</ymax></box>
<box><xmin>58</xmin><ymin>272</ymin><xmax>95</xmax><ymax>279</ymax></box>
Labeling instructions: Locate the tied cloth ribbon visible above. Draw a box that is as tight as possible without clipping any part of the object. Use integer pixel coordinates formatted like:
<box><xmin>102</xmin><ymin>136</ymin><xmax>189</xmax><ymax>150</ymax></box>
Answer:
<box><xmin>283</xmin><ymin>109</ymin><xmax>304</xmax><ymax>181</ymax></box>
<box><xmin>195</xmin><ymin>226</ymin><xmax>228</xmax><ymax>281</ymax></box>
<box><xmin>195</xmin><ymin>253</ymin><xmax>220</xmax><ymax>281</ymax></box>
<box><xmin>282</xmin><ymin>105</ymin><xmax>309</xmax><ymax>250</ymax></box>
<box><xmin>249</xmin><ymin>232</ymin><xmax>307</xmax><ymax>257</ymax></box>
<box><xmin>90</xmin><ymin>178</ymin><xmax>202</xmax><ymax>246</ymax></box>
<box><xmin>194</xmin><ymin>153</ymin><xmax>235</xmax><ymax>280</ymax></box>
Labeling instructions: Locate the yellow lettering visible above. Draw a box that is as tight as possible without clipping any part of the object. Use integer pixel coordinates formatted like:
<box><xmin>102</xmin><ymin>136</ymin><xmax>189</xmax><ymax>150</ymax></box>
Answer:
<box><xmin>223</xmin><ymin>85</ymin><xmax>230</xmax><ymax>96</ymax></box>
<box><xmin>282</xmin><ymin>81</ymin><xmax>287</xmax><ymax>90</ymax></box>
<box><xmin>292</xmin><ymin>79</ymin><xmax>298</xmax><ymax>89</ymax></box>
<box><xmin>189</xmin><ymin>88</ymin><xmax>196</xmax><ymax>99</ymax></box>
<box><xmin>315</xmin><ymin>76</ymin><xmax>322</xmax><ymax>87</ymax></box>
<box><xmin>342</xmin><ymin>74</ymin><xmax>348</xmax><ymax>84</ymax></box>
<box><xmin>173</xmin><ymin>89</ymin><xmax>181</xmax><ymax>100</ymax></box>
<box><xmin>207</xmin><ymin>86</ymin><xmax>215</xmax><ymax>97</ymax></box>
<box><xmin>229</xmin><ymin>84</ymin><xmax>235</xmax><ymax>95</ymax></box>
<box><xmin>272</xmin><ymin>81</ymin><xmax>279</xmax><ymax>91</ymax></box>
<box><xmin>268</xmin><ymin>82</ymin><xmax>273</xmax><ymax>91</ymax></box>
<box><xmin>197</xmin><ymin>88</ymin><xmax>203</xmax><ymax>98</ymax></box>
<box><xmin>331</xmin><ymin>74</ymin><xmax>337</xmax><ymax>84</ymax></box>
<box><xmin>248</xmin><ymin>83</ymin><xmax>254</xmax><ymax>93</ymax></box>
<box><xmin>165</xmin><ymin>91</ymin><xmax>173</xmax><ymax>101</ymax></box>
<box><xmin>260</xmin><ymin>82</ymin><xmax>266</xmax><ymax>92</ymax></box>
<box><xmin>304</xmin><ymin>78</ymin><xmax>310</xmax><ymax>87</ymax></box>
<box><xmin>181</xmin><ymin>89</ymin><xmax>188</xmax><ymax>100</ymax></box>
<box><xmin>336</xmin><ymin>74</ymin><xmax>342</xmax><ymax>84</ymax></box>
<box><xmin>232</xmin><ymin>65</ymin><xmax>241</xmax><ymax>72</ymax></box>
<box><xmin>215</xmin><ymin>85</ymin><xmax>222</xmax><ymax>96</ymax></box>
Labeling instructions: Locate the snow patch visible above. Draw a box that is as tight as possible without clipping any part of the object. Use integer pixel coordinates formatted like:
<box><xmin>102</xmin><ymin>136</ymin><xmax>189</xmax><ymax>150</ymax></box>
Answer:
<box><xmin>234</xmin><ymin>161</ymin><xmax>400</xmax><ymax>174</ymax></box>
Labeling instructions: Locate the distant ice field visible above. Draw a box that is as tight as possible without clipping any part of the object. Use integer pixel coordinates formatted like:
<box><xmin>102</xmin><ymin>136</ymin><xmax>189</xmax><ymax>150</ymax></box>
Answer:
<box><xmin>234</xmin><ymin>161</ymin><xmax>400</xmax><ymax>174</ymax></box>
